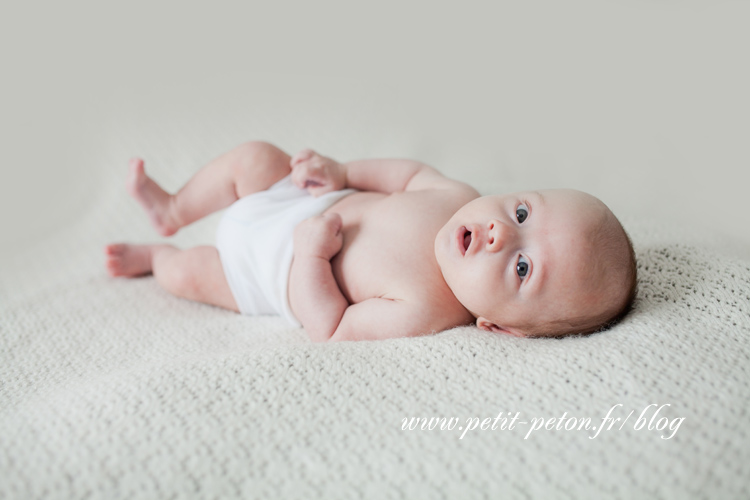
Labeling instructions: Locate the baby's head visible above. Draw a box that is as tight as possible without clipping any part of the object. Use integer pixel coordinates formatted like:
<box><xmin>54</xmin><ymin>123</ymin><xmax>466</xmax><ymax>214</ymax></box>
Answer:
<box><xmin>434</xmin><ymin>189</ymin><xmax>637</xmax><ymax>338</ymax></box>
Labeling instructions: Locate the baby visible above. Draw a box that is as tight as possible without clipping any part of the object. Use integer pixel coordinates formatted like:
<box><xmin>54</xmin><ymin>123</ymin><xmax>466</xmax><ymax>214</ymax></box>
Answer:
<box><xmin>106</xmin><ymin>141</ymin><xmax>637</xmax><ymax>342</ymax></box>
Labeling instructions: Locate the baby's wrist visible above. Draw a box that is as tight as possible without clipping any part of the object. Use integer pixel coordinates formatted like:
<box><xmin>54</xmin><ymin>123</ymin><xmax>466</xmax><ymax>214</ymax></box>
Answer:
<box><xmin>294</xmin><ymin>238</ymin><xmax>337</xmax><ymax>261</ymax></box>
<box><xmin>295</xmin><ymin>250</ymin><xmax>334</xmax><ymax>264</ymax></box>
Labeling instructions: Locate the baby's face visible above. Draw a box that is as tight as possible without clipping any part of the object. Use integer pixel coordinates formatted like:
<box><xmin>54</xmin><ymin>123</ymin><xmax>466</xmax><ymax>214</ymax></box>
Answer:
<box><xmin>434</xmin><ymin>189</ymin><xmax>610</xmax><ymax>336</ymax></box>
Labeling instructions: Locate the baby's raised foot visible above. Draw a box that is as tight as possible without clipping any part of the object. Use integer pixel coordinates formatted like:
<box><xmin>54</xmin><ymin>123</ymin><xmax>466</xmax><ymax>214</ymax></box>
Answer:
<box><xmin>127</xmin><ymin>158</ymin><xmax>179</xmax><ymax>236</ymax></box>
<box><xmin>105</xmin><ymin>244</ymin><xmax>154</xmax><ymax>277</ymax></box>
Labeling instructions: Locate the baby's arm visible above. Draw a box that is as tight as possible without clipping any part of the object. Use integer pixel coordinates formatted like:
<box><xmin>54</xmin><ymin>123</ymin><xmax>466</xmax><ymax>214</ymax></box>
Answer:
<box><xmin>288</xmin><ymin>213</ymin><xmax>349</xmax><ymax>342</ymax></box>
<box><xmin>290</xmin><ymin>149</ymin><xmax>477</xmax><ymax>195</ymax></box>
<box><xmin>289</xmin><ymin>212</ymin><xmax>446</xmax><ymax>342</ymax></box>
<box><xmin>327</xmin><ymin>298</ymin><xmax>444</xmax><ymax>342</ymax></box>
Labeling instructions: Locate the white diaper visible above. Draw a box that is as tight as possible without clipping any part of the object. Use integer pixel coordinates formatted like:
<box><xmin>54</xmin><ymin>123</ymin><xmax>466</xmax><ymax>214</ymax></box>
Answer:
<box><xmin>216</xmin><ymin>175</ymin><xmax>356</xmax><ymax>327</ymax></box>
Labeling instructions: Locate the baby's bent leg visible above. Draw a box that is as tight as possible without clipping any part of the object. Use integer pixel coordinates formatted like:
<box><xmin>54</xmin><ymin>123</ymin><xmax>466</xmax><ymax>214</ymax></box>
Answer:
<box><xmin>132</xmin><ymin>141</ymin><xmax>293</xmax><ymax>235</ymax></box>
<box><xmin>106</xmin><ymin>243</ymin><xmax>239</xmax><ymax>312</ymax></box>
<box><xmin>170</xmin><ymin>141</ymin><xmax>293</xmax><ymax>227</ymax></box>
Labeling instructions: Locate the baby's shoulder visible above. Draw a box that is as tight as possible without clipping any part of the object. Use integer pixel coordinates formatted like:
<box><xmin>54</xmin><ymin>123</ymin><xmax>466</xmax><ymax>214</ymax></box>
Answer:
<box><xmin>402</xmin><ymin>184</ymin><xmax>479</xmax><ymax>222</ymax></box>
<box><xmin>445</xmin><ymin>183</ymin><xmax>480</xmax><ymax>206</ymax></box>
<box><xmin>419</xmin><ymin>177</ymin><xmax>480</xmax><ymax>200</ymax></box>
<box><xmin>393</xmin><ymin>180</ymin><xmax>479</xmax><ymax>208</ymax></box>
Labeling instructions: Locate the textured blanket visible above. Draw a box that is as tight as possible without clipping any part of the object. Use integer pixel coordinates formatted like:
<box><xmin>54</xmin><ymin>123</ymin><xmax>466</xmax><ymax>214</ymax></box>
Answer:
<box><xmin>2</xmin><ymin>164</ymin><xmax>749</xmax><ymax>499</ymax></box>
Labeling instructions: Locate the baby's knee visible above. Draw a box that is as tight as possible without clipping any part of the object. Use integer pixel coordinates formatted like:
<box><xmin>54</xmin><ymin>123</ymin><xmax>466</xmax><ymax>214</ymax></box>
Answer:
<box><xmin>236</xmin><ymin>141</ymin><xmax>285</xmax><ymax>166</ymax></box>
<box><xmin>232</xmin><ymin>141</ymin><xmax>292</xmax><ymax>185</ymax></box>
<box><xmin>154</xmin><ymin>254</ymin><xmax>202</xmax><ymax>299</ymax></box>
<box><xmin>155</xmin><ymin>265</ymin><xmax>192</xmax><ymax>299</ymax></box>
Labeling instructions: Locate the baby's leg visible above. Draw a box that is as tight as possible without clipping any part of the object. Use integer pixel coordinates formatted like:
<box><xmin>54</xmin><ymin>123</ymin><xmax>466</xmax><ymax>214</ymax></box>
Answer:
<box><xmin>130</xmin><ymin>141</ymin><xmax>292</xmax><ymax>236</ymax></box>
<box><xmin>105</xmin><ymin>243</ymin><xmax>239</xmax><ymax>312</ymax></box>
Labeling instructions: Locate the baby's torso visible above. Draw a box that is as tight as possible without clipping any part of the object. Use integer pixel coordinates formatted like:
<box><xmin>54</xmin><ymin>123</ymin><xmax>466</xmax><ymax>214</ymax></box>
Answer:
<box><xmin>302</xmin><ymin>189</ymin><xmax>477</xmax><ymax>330</ymax></box>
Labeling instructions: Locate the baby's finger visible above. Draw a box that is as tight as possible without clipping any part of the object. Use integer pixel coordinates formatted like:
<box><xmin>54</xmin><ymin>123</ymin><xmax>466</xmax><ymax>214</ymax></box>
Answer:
<box><xmin>307</xmin><ymin>183</ymin><xmax>335</xmax><ymax>197</ymax></box>
<box><xmin>290</xmin><ymin>148</ymin><xmax>315</xmax><ymax>167</ymax></box>
<box><xmin>291</xmin><ymin>162</ymin><xmax>314</xmax><ymax>189</ymax></box>
<box><xmin>294</xmin><ymin>164</ymin><xmax>328</xmax><ymax>192</ymax></box>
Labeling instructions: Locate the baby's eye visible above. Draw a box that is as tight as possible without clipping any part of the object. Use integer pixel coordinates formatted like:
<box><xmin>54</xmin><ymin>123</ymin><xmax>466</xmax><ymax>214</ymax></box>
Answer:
<box><xmin>517</xmin><ymin>256</ymin><xmax>530</xmax><ymax>279</ymax></box>
<box><xmin>516</xmin><ymin>203</ymin><xmax>529</xmax><ymax>224</ymax></box>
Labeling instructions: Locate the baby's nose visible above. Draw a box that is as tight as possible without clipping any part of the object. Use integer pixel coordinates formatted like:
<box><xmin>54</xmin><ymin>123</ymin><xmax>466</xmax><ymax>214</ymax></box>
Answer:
<box><xmin>486</xmin><ymin>220</ymin><xmax>513</xmax><ymax>252</ymax></box>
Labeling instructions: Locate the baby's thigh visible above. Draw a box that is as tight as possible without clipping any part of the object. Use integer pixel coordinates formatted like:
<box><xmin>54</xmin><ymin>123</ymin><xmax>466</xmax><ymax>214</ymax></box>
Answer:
<box><xmin>233</xmin><ymin>141</ymin><xmax>293</xmax><ymax>198</ymax></box>
<box><xmin>156</xmin><ymin>246</ymin><xmax>239</xmax><ymax>312</ymax></box>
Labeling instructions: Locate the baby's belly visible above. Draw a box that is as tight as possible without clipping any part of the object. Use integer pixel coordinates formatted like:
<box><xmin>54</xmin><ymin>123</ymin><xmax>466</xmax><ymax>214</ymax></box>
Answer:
<box><xmin>323</xmin><ymin>191</ymin><xmax>390</xmax><ymax>304</ymax></box>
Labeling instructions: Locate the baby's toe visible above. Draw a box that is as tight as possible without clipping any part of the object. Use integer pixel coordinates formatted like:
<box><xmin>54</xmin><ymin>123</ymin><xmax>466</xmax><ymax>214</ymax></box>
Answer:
<box><xmin>129</xmin><ymin>158</ymin><xmax>145</xmax><ymax>172</ymax></box>
<box><xmin>105</xmin><ymin>244</ymin><xmax>124</xmax><ymax>256</ymax></box>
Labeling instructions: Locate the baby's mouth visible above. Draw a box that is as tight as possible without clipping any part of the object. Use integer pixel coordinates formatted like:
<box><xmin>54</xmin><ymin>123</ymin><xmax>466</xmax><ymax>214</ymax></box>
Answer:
<box><xmin>461</xmin><ymin>227</ymin><xmax>472</xmax><ymax>256</ymax></box>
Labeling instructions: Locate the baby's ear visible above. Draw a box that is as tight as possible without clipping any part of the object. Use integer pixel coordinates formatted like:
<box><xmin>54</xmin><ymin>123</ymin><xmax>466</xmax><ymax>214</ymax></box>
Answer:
<box><xmin>476</xmin><ymin>317</ymin><xmax>525</xmax><ymax>337</ymax></box>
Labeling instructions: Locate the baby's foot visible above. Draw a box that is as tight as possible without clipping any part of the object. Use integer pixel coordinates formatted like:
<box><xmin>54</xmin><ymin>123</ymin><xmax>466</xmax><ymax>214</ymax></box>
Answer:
<box><xmin>105</xmin><ymin>244</ymin><xmax>154</xmax><ymax>277</ymax></box>
<box><xmin>127</xmin><ymin>158</ymin><xmax>179</xmax><ymax>236</ymax></box>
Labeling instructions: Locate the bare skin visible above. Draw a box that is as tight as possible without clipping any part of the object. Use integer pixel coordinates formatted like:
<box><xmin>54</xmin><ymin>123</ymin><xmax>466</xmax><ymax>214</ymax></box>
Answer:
<box><xmin>126</xmin><ymin>159</ymin><xmax>180</xmax><ymax>237</ymax></box>
<box><xmin>292</xmin><ymin>189</ymin><xmax>478</xmax><ymax>341</ymax></box>
<box><xmin>106</xmin><ymin>243</ymin><xmax>155</xmax><ymax>277</ymax></box>
<box><xmin>108</xmin><ymin>141</ymin><xmax>624</xmax><ymax>342</ymax></box>
<box><xmin>107</xmin><ymin>141</ymin><xmax>294</xmax><ymax>313</ymax></box>
<box><xmin>107</xmin><ymin>141</ymin><xmax>478</xmax><ymax>340</ymax></box>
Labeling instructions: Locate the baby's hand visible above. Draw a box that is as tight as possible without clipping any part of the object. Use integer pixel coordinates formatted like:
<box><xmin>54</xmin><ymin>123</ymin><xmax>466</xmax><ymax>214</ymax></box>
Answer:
<box><xmin>290</xmin><ymin>149</ymin><xmax>347</xmax><ymax>197</ymax></box>
<box><xmin>293</xmin><ymin>213</ymin><xmax>344</xmax><ymax>261</ymax></box>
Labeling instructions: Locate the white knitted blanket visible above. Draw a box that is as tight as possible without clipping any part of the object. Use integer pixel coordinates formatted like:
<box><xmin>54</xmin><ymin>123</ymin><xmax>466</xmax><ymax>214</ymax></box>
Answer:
<box><xmin>2</xmin><ymin>150</ymin><xmax>749</xmax><ymax>499</ymax></box>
